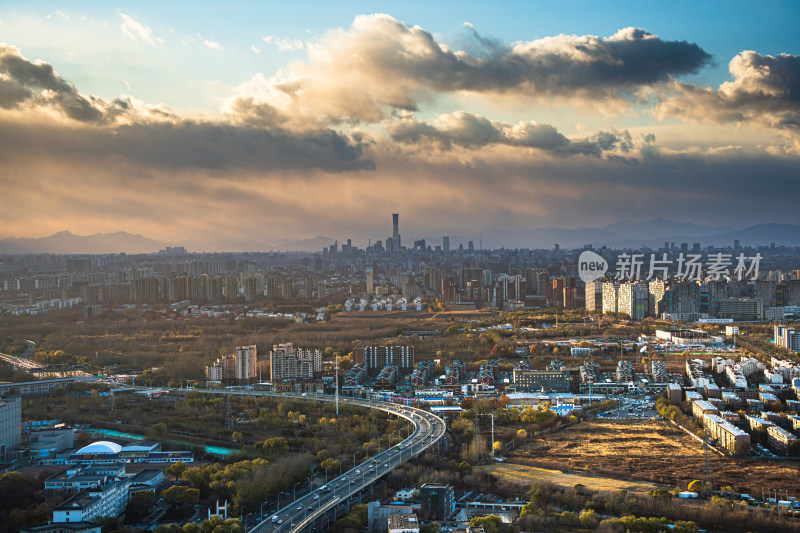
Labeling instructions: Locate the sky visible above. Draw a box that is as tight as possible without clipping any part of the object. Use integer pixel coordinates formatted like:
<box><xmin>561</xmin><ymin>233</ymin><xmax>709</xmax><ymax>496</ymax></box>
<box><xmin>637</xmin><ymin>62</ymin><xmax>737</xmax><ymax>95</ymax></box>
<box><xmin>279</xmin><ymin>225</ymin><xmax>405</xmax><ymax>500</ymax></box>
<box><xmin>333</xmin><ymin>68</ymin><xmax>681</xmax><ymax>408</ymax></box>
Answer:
<box><xmin>0</xmin><ymin>1</ymin><xmax>799</xmax><ymax>249</ymax></box>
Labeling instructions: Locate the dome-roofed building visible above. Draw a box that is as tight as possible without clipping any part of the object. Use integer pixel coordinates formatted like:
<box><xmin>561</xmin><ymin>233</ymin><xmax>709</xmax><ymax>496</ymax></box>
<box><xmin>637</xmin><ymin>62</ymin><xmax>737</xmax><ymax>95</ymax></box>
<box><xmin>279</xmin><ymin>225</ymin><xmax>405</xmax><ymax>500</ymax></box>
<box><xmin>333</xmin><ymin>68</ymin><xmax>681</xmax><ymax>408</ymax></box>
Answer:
<box><xmin>75</xmin><ymin>441</ymin><xmax>122</xmax><ymax>455</ymax></box>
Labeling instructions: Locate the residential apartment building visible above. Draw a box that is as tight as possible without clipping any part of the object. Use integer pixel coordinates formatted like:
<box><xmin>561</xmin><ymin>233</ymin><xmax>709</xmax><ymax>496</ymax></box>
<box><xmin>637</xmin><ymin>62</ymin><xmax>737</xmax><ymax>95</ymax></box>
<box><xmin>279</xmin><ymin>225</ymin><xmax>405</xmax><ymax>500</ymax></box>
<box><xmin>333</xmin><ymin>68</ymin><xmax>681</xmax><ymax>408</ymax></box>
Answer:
<box><xmin>702</xmin><ymin>414</ymin><xmax>751</xmax><ymax>456</ymax></box>
<box><xmin>205</xmin><ymin>345</ymin><xmax>257</xmax><ymax>382</ymax></box>
<box><xmin>767</xmin><ymin>425</ymin><xmax>798</xmax><ymax>456</ymax></box>
<box><xmin>602</xmin><ymin>282</ymin><xmax>620</xmax><ymax>315</ymax></box>
<box><xmin>618</xmin><ymin>281</ymin><xmax>649</xmax><ymax>320</ymax></box>
<box><xmin>358</xmin><ymin>345</ymin><xmax>414</xmax><ymax>376</ymax></box>
<box><xmin>0</xmin><ymin>396</ymin><xmax>21</xmax><ymax>459</ymax></box>
<box><xmin>269</xmin><ymin>343</ymin><xmax>321</xmax><ymax>381</ymax></box>
<box><xmin>585</xmin><ymin>281</ymin><xmax>603</xmax><ymax>314</ymax></box>
<box><xmin>775</xmin><ymin>325</ymin><xmax>800</xmax><ymax>351</ymax></box>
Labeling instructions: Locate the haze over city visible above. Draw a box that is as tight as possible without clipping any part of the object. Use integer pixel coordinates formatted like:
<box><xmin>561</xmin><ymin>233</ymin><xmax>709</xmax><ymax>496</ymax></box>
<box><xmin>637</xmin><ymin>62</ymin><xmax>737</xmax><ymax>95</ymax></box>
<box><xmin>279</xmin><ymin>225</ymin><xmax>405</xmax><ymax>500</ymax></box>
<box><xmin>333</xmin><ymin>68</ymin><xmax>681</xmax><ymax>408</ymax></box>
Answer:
<box><xmin>0</xmin><ymin>1</ymin><xmax>799</xmax><ymax>250</ymax></box>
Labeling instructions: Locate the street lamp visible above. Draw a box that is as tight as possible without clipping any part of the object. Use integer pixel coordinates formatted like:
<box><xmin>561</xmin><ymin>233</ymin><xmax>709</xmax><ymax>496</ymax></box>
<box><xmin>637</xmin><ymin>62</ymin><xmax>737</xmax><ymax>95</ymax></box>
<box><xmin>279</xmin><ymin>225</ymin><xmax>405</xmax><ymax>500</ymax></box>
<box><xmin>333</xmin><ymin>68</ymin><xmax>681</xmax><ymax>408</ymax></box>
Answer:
<box><xmin>278</xmin><ymin>491</ymin><xmax>290</xmax><ymax>509</ymax></box>
<box><xmin>293</xmin><ymin>481</ymin><xmax>302</xmax><ymax>500</ymax></box>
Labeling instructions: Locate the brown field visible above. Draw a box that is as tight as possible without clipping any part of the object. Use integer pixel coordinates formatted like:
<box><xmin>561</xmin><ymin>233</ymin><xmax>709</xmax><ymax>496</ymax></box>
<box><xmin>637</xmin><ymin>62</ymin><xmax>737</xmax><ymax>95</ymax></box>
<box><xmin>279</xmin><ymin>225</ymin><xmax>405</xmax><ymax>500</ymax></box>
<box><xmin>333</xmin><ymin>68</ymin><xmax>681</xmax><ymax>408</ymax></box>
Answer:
<box><xmin>480</xmin><ymin>462</ymin><xmax>663</xmax><ymax>494</ymax></box>
<box><xmin>508</xmin><ymin>420</ymin><xmax>800</xmax><ymax>496</ymax></box>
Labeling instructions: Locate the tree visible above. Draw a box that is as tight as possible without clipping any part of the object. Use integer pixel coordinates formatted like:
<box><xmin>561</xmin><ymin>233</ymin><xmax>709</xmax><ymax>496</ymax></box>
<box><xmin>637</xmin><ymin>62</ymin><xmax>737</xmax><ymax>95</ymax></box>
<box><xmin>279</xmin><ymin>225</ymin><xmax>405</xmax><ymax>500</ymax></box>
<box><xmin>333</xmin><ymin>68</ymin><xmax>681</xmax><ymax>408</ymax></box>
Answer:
<box><xmin>451</xmin><ymin>417</ymin><xmax>474</xmax><ymax>441</ymax></box>
<box><xmin>231</xmin><ymin>431</ymin><xmax>243</xmax><ymax>442</ymax></box>
<box><xmin>161</xmin><ymin>485</ymin><xmax>200</xmax><ymax>506</ymax></box>
<box><xmin>515</xmin><ymin>429</ymin><xmax>527</xmax><ymax>441</ymax></box>
<box><xmin>493</xmin><ymin>441</ymin><xmax>503</xmax><ymax>454</ymax></box>
<box><xmin>469</xmin><ymin>515</ymin><xmax>503</xmax><ymax>533</ymax></box>
<box><xmin>688</xmin><ymin>479</ymin><xmax>709</xmax><ymax>494</ymax></box>
<box><xmin>420</xmin><ymin>522</ymin><xmax>442</xmax><ymax>533</ymax></box>
<box><xmin>127</xmin><ymin>490</ymin><xmax>157</xmax><ymax>522</ymax></box>
<box><xmin>165</xmin><ymin>461</ymin><xmax>188</xmax><ymax>481</ymax></box>
<box><xmin>321</xmin><ymin>458</ymin><xmax>340</xmax><ymax>473</ymax></box>
<box><xmin>579</xmin><ymin>509</ymin><xmax>598</xmax><ymax>529</ymax></box>
<box><xmin>150</xmin><ymin>422</ymin><xmax>168</xmax><ymax>439</ymax></box>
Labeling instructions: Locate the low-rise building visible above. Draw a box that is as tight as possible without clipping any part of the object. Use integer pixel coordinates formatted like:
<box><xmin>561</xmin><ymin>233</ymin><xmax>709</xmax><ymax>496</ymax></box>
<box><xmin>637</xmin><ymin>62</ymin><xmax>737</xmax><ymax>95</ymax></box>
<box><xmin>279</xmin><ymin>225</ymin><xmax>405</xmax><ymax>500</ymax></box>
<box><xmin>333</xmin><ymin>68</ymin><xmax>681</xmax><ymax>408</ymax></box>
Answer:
<box><xmin>703</xmin><ymin>414</ymin><xmax>751</xmax><ymax>456</ymax></box>
<box><xmin>512</xmin><ymin>368</ymin><xmax>571</xmax><ymax>392</ymax></box>
<box><xmin>767</xmin><ymin>425</ymin><xmax>798</xmax><ymax>456</ymax></box>
<box><xmin>692</xmin><ymin>399</ymin><xmax>720</xmax><ymax>419</ymax></box>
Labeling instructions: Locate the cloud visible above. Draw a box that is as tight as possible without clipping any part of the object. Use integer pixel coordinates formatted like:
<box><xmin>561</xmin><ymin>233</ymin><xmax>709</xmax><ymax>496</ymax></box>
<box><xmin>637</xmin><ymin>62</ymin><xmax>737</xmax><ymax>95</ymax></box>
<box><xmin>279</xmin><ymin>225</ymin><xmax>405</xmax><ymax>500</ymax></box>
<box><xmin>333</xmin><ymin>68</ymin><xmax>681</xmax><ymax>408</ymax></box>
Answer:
<box><xmin>0</xmin><ymin>44</ymin><xmax>105</xmax><ymax>122</ymax></box>
<box><xmin>120</xmin><ymin>13</ymin><xmax>162</xmax><ymax>45</ymax></box>
<box><xmin>387</xmin><ymin>111</ymin><xmax>649</xmax><ymax>159</ymax></box>
<box><xmin>226</xmin><ymin>15</ymin><xmax>710</xmax><ymax>128</ymax></box>
<box><xmin>262</xmin><ymin>35</ymin><xmax>305</xmax><ymax>51</ymax></box>
<box><xmin>204</xmin><ymin>39</ymin><xmax>223</xmax><ymax>50</ymax></box>
<box><xmin>655</xmin><ymin>51</ymin><xmax>800</xmax><ymax>131</ymax></box>
<box><xmin>0</xmin><ymin>44</ymin><xmax>373</xmax><ymax>175</ymax></box>
<box><xmin>251</xmin><ymin>45</ymin><xmax>261</xmax><ymax>54</ymax></box>
<box><xmin>46</xmin><ymin>10</ymin><xmax>69</xmax><ymax>20</ymax></box>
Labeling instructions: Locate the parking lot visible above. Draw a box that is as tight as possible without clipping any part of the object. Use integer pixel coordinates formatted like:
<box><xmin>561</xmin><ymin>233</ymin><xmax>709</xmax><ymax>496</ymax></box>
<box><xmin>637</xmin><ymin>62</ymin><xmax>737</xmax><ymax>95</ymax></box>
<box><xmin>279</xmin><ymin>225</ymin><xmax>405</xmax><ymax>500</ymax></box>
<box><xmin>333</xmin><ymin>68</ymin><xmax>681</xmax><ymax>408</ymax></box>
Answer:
<box><xmin>597</xmin><ymin>395</ymin><xmax>660</xmax><ymax>420</ymax></box>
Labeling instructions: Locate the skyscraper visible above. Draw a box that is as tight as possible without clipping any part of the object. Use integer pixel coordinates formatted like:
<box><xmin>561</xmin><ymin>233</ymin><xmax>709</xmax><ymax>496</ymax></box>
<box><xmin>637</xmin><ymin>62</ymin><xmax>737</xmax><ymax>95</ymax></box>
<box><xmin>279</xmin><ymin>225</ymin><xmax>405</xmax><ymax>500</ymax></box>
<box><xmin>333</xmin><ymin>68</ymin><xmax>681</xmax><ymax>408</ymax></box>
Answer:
<box><xmin>392</xmin><ymin>213</ymin><xmax>400</xmax><ymax>252</ymax></box>
<box><xmin>443</xmin><ymin>236</ymin><xmax>450</xmax><ymax>252</ymax></box>
<box><xmin>365</xmin><ymin>266</ymin><xmax>374</xmax><ymax>295</ymax></box>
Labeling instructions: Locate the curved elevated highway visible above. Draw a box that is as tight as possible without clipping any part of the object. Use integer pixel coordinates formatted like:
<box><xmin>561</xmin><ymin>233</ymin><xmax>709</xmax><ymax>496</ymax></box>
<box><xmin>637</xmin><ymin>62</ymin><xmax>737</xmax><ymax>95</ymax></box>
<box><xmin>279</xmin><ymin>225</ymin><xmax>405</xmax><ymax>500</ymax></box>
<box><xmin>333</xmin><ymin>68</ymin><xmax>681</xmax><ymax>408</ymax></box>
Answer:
<box><xmin>184</xmin><ymin>390</ymin><xmax>445</xmax><ymax>533</ymax></box>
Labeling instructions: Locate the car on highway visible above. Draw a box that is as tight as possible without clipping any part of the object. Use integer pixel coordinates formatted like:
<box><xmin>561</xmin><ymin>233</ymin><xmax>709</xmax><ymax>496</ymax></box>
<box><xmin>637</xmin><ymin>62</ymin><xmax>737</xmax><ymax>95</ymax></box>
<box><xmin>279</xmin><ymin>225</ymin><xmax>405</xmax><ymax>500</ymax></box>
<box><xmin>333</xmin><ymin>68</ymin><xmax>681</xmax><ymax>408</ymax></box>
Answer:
<box><xmin>384</xmin><ymin>463</ymin><xmax>389</xmax><ymax>467</ymax></box>
<box><xmin>296</xmin><ymin>505</ymin><xmax>302</xmax><ymax>510</ymax></box>
<box><xmin>313</xmin><ymin>494</ymin><xmax>319</xmax><ymax>499</ymax></box>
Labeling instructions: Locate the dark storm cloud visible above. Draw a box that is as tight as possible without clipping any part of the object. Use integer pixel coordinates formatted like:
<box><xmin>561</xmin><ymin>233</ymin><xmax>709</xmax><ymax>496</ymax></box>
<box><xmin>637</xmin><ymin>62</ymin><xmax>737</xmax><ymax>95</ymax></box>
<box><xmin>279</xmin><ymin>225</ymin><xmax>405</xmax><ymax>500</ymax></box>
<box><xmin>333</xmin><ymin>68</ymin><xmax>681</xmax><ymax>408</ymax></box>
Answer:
<box><xmin>387</xmin><ymin>111</ymin><xmax>645</xmax><ymax>159</ymax></box>
<box><xmin>0</xmin><ymin>45</ymin><xmax>373</xmax><ymax>173</ymax></box>
<box><xmin>657</xmin><ymin>51</ymin><xmax>800</xmax><ymax>130</ymax></box>
<box><xmin>0</xmin><ymin>117</ymin><xmax>374</xmax><ymax>173</ymax></box>
<box><xmin>0</xmin><ymin>44</ymin><xmax>104</xmax><ymax>122</ymax></box>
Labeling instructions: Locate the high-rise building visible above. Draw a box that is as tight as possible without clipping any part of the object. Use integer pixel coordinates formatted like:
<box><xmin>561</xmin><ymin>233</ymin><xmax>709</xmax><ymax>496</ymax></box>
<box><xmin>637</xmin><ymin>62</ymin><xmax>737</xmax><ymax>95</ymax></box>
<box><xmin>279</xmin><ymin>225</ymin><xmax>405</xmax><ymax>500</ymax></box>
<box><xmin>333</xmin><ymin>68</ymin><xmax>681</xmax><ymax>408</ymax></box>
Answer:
<box><xmin>548</xmin><ymin>277</ymin><xmax>576</xmax><ymax>308</ymax></box>
<box><xmin>585</xmin><ymin>281</ymin><xmax>603</xmax><ymax>313</ymax></box>
<box><xmin>358</xmin><ymin>345</ymin><xmax>414</xmax><ymax>376</ymax></box>
<box><xmin>424</xmin><ymin>267</ymin><xmax>442</xmax><ymax>293</ymax></box>
<box><xmin>235</xmin><ymin>345</ymin><xmax>258</xmax><ymax>381</ymax></box>
<box><xmin>365</xmin><ymin>267</ymin><xmax>374</xmax><ymax>295</ymax></box>
<box><xmin>224</xmin><ymin>275</ymin><xmax>239</xmax><ymax>301</ymax></box>
<box><xmin>442</xmin><ymin>236</ymin><xmax>450</xmax><ymax>252</ymax></box>
<box><xmin>304</xmin><ymin>274</ymin><xmax>314</xmax><ymax>300</ymax></box>
<box><xmin>270</xmin><ymin>343</ymin><xmax>322</xmax><ymax>381</ymax></box>
<box><xmin>441</xmin><ymin>277</ymin><xmax>458</xmax><ymax>303</ymax></box>
<box><xmin>392</xmin><ymin>213</ymin><xmax>401</xmax><ymax>252</ymax></box>
<box><xmin>526</xmin><ymin>268</ymin><xmax>548</xmax><ymax>297</ymax></box>
<box><xmin>460</xmin><ymin>268</ymin><xmax>482</xmax><ymax>289</ymax></box>
<box><xmin>0</xmin><ymin>396</ymin><xmax>21</xmax><ymax>459</ymax></box>
<box><xmin>282</xmin><ymin>276</ymin><xmax>293</xmax><ymax>300</ymax></box>
<box><xmin>775</xmin><ymin>325</ymin><xmax>800</xmax><ymax>351</ymax></box>
<box><xmin>508</xmin><ymin>275</ymin><xmax>527</xmax><ymax>301</ymax></box>
<box><xmin>618</xmin><ymin>281</ymin><xmax>649</xmax><ymax>320</ymax></box>
<box><xmin>602</xmin><ymin>282</ymin><xmax>620</xmax><ymax>314</ymax></box>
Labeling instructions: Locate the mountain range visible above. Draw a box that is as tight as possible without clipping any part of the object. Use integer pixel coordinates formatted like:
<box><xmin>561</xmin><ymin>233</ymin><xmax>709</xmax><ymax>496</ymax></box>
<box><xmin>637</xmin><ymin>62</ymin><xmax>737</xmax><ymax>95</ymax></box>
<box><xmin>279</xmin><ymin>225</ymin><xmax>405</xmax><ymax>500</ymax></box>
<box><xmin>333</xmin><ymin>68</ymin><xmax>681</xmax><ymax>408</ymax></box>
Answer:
<box><xmin>1</xmin><ymin>220</ymin><xmax>799</xmax><ymax>254</ymax></box>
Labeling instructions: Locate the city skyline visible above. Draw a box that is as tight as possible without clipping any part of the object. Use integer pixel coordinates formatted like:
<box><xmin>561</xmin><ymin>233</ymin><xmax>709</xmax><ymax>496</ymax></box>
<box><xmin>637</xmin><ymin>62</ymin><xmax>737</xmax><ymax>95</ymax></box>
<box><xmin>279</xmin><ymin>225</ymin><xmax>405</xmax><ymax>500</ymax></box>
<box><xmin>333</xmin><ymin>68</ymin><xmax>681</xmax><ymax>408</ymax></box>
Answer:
<box><xmin>1</xmin><ymin>2</ymin><xmax>799</xmax><ymax>244</ymax></box>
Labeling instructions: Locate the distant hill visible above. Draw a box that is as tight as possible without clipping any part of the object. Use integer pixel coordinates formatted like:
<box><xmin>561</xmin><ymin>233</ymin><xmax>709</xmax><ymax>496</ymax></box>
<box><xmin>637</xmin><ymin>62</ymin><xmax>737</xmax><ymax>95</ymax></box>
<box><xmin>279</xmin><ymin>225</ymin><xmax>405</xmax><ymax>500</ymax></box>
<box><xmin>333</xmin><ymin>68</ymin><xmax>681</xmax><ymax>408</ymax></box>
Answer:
<box><xmin>0</xmin><ymin>231</ymin><xmax>165</xmax><ymax>254</ymax></box>
<box><xmin>2</xmin><ymin>221</ymin><xmax>799</xmax><ymax>254</ymax></box>
<box><xmin>430</xmin><ymin>220</ymin><xmax>800</xmax><ymax>249</ymax></box>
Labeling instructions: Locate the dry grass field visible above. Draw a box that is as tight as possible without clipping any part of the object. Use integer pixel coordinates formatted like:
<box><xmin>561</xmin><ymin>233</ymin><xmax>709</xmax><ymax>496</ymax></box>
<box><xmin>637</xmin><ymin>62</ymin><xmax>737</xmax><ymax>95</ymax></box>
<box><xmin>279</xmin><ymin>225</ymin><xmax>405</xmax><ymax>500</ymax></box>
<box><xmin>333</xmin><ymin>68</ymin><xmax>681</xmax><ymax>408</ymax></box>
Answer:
<box><xmin>480</xmin><ymin>462</ymin><xmax>663</xmax><ymax>494</ymax></box>
<box><xmin>508</xmin><ymin>420</ymin><xmax>800</xmax><ymax>496</ymax></box>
